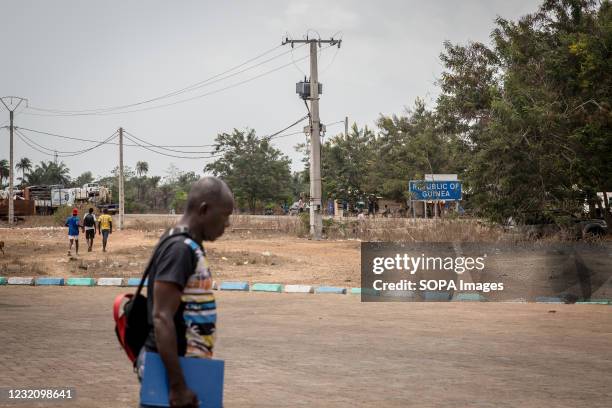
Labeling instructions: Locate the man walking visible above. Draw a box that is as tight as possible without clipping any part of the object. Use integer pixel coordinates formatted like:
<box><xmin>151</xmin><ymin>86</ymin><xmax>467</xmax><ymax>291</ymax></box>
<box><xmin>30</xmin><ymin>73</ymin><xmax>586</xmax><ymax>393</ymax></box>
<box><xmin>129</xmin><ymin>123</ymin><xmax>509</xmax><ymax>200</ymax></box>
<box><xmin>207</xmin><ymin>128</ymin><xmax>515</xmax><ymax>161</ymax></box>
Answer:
<box><xmin>97</xmin><ymin>208</ymin><xmax>113</xmax><ymax>252</ymax></box>
<box><xmin>137</xmin><ymin>176</ymin><xmax>233</xmax><ymax>408</ymax></box>
<box><xmin>83</xmin><ymin>208</ymin><xmax>97</xmax><ymax>252</ymax></box>
<box><xmin>65</xmin><ymin>208</ymin><xmax>81</xmax><ymax>256</ymax></box>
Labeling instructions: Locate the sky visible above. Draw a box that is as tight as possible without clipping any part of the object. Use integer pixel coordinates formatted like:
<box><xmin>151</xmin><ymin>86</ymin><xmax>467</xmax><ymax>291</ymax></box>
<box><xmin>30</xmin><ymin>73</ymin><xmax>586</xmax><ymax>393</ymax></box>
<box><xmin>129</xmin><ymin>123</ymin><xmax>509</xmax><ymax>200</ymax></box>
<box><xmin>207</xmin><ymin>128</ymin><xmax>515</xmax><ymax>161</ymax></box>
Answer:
<box><xmin>0</xmin><ymin>0</ymin><xmax>541</xmax><ymax>181</ymax></box>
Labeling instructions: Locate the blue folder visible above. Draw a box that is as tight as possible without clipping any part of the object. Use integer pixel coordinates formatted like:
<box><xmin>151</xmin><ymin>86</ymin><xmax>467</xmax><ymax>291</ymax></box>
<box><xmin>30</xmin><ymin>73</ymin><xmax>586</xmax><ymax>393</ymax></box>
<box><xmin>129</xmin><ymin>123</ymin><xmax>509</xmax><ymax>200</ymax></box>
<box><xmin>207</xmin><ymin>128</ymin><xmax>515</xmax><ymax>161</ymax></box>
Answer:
<box><xmin>140</xmin><ymin>352</ymin><xmax>224</xmax><ymax>408</ymax></box>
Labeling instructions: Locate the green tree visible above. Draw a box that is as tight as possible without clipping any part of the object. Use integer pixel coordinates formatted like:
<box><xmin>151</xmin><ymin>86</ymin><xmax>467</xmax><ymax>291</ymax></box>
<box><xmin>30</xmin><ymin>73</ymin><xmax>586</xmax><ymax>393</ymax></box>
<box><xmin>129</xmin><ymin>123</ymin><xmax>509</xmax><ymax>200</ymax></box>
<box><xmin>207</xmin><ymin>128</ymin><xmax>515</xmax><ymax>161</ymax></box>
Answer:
<box><xmin>0</xmin><ymin>159</ymin><xmax>8</xmax><ymax>188</ymax></box>
<box><xmin>15</xmin><ymin>157</ymin><xmax>32</xmax><ymax>185</ymax></box>
<box><xmin>436</xmin><ymin>0</ymin><xmax>612</xmax><ymax>222</ymax></box>
<box><xmin>136</xmin><ymin>161</ymin><xmax>149</xmax><ymax>177</ymax></box>
<box><xmin>205</xmin><ymin>129</ymin><xmax>292</xmax><ymax>212</ymax></box>
<box><xmin>370</xmin><ymin>100</ymin><xmax>463</xmax><ymax>202</ymax></box>
<box><xmin>135</xmin><ymin>161</ymin><xmax>149</xmax><ymax>201</ymax></box>
<box><xmin>26</xmin><ymin>161</ymin><xmax>71</xmax><ymax>186</ymax></box>
<box><xmin>320</xmin><ymin>123</ymin><xmax>375</xmax><ymax>205</ymax></box>
<box><xmin>73</xmin><ymin>171</ymin><xmax>94</xmax><ymax>187</ymax></box>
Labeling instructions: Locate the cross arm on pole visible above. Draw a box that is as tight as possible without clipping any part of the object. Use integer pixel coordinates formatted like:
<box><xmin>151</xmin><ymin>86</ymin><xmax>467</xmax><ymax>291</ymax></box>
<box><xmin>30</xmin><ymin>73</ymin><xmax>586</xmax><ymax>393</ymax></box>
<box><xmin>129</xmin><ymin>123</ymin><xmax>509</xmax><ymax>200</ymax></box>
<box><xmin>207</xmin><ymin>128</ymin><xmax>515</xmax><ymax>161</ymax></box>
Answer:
<box><xmin>282</xmin><ymin>38</ymin><xmax>341</xmax><ymax>47</ymax></box>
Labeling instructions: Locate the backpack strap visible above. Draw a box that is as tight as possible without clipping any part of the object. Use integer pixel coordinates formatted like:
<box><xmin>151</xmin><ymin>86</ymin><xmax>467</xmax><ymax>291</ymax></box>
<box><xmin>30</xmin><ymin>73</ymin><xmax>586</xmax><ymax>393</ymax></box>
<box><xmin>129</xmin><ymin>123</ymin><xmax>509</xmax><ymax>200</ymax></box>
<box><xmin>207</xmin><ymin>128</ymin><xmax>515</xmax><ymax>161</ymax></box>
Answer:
<box><xmin>133</xmin><ymin>226</ymin><xmax>192</xmax><ymax>298</ymax></box>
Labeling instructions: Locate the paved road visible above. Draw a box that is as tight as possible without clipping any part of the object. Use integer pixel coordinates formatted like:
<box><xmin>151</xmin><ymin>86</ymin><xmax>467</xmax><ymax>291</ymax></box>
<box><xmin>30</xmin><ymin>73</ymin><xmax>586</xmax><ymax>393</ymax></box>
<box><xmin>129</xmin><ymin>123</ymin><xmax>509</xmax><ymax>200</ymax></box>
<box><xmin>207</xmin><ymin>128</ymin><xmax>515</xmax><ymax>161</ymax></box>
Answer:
<box><xmin>0</xmin><ymin>287</ymin><xmax>611</xmax><ymax>407</ymax></box>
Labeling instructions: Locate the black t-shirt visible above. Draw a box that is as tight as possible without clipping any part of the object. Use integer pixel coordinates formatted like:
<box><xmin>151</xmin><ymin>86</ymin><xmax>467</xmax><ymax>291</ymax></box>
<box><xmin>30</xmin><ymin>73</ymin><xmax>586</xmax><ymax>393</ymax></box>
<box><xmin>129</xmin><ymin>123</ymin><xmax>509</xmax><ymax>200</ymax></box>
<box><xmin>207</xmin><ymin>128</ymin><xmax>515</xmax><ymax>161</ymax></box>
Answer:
<box><xmin>143</xmin><ymin>234</ymin><xmax>198</xmax><ymax>355</ymax></box>
<box><xmin>83</xmin><ymin>213</ymin><xmax>95</xmax><ymax>227</ymax></box>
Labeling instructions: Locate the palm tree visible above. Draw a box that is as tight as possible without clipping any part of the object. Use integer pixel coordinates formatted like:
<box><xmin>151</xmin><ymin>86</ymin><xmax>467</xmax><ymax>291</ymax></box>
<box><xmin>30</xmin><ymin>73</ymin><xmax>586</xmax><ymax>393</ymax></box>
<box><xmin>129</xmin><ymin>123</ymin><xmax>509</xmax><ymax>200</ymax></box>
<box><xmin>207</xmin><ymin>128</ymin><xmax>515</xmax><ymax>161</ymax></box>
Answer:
<box><xmin>31</xmin><ymin>161</ymin><xmax>71</xmax><ymax>186</ymax></box>
<box><xmin>15</xmin><ymin>157</ymin><xmax>32</xmax><ymax>186</ymax></box>
<box><xmin>136</xmin><ymin>161</ymin><xmax>149</xmax><ymax>177</ymax></box>
<box><xmin>135</xmin><ymin>161</ymin><xmax>149</xmax><ymax>200</ymax></box>
<box><xmin>0</xmin><ymin>159</ymin><xmax>8</xmax><ymax>188</ymax></box>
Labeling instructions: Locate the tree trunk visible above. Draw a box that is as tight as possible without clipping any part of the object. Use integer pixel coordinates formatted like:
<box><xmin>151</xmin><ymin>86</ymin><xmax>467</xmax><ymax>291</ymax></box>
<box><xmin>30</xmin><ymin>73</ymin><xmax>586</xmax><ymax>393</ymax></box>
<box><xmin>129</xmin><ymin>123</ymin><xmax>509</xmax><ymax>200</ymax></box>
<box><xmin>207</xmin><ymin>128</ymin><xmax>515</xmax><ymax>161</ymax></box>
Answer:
<box><xmin>602</xmin><ymin>191</ymin><xmax>611</xmax><ymax>224</ymax></box>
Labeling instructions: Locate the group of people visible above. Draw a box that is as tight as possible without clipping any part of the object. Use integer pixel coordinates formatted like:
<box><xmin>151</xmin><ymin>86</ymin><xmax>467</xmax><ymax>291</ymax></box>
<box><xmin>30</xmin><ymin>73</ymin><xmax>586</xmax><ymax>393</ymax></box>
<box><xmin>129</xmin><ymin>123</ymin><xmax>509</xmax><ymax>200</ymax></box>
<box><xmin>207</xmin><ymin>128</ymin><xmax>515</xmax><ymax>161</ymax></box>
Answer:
<box><xmin>64</xmin><ymin>207</ymin><xmax>113</xmax><ymax>256</ymax></box>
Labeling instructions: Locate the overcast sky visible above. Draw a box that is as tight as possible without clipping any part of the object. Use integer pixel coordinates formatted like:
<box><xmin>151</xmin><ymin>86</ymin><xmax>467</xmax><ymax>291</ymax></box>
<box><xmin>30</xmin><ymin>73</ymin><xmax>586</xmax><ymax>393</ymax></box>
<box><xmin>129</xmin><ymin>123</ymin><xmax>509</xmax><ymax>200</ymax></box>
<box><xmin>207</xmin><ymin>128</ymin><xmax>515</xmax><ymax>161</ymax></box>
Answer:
<box><xmin>0</xmin><ymin>0</ymin><xmax>541</xmax><ymax>181</ymax></box>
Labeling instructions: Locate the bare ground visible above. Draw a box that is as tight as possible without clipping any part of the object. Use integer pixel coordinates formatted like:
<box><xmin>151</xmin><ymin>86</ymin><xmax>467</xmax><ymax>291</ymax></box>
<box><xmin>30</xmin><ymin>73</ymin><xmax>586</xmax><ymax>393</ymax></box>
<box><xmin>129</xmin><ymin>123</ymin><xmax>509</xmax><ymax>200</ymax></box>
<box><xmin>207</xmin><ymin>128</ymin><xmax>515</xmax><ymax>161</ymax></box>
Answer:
<box><xmin>0</xmin><ymin>228</ymin><xmax>361</xmax><ymax>285</ymax></box>
<box><xmin>1</xmin><ymin>287</ymin><xmax>611</xmax><ymax>407</ymax></box>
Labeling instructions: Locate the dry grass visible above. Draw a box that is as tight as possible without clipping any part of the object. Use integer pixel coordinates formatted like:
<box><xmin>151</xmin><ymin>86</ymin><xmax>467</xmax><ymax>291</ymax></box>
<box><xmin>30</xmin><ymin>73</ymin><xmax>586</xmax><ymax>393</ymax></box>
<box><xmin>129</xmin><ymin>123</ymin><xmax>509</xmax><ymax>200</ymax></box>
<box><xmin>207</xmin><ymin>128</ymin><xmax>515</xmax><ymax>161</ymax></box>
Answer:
<box><xmin>125</xmin><ymin>214</ymin><xmax>302</xmax><ymax>235</ymax></box>
<box><xmin>11</xmin><ymin>214</ymin><xmax>603</xmax><ymax>243</ymax></box>
<box><xmin>122</xmin><ymin>214</ymin><xmax>523</xmax><ymax>242</ymax></box>
<box><xmin>319</xmin><ymin>217</ymin><xmax>507</xmax><ymax>242</ymax></box>
<box><xmin>0</xmin><ymin>216</ymin><xmax>56</xmax><ymax>228</ymax></box>
<box><xmin>127</xmin><ymin>217</ymin><xmax>177</xmax><ymax>232</ymax></box>
<box><xmin>0</xmin><ymin>256</ymin><xmax>46</xmax><ymax>275</ymax></box>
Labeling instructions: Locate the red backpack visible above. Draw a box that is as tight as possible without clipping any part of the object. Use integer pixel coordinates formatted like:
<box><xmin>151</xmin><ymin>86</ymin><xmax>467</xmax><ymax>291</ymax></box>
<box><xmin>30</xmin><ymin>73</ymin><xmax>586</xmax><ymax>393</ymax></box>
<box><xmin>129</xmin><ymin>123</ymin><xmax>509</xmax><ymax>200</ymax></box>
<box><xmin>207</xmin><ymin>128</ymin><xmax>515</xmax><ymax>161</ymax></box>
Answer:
<box><xmin>113</xmin><ymin>228</ymin><xmax>190</xmax><ymax>364</ymax></box>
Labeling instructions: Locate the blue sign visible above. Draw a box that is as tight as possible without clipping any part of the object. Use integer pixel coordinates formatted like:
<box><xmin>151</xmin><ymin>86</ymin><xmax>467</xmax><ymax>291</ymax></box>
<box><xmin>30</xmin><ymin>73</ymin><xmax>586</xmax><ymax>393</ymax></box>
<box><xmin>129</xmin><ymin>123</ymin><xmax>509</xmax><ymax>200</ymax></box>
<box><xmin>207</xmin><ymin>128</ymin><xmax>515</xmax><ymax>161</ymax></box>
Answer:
<box><xmin>409</xmin><ymin>180</ymin><xmax>462</xmax><ymax>201</ymax></box>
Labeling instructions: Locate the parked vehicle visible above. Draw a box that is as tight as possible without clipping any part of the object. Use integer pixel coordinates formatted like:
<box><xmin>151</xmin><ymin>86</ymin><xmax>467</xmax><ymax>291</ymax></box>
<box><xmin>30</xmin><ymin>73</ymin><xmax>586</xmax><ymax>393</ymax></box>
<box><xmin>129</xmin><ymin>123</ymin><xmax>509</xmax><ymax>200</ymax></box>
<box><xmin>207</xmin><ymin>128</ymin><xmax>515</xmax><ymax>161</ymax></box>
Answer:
<box><xmin>83</xmin><ymin>183</ymin><xmax>100</xmax><ymax>196</ymax></box>
<box><xmin>97</xmin><ymin>203</ymin><xmax>119</xmax><ymax>215</ymax></box>
<box><xmin>289</xmin><ymin>201</ymin><xmax>309</xmax><ymax>216</ymax></box>
<box><xmin>513</xmin><ymin>210</ymin><xmax>608</xmax><ymax>239</ymax></box>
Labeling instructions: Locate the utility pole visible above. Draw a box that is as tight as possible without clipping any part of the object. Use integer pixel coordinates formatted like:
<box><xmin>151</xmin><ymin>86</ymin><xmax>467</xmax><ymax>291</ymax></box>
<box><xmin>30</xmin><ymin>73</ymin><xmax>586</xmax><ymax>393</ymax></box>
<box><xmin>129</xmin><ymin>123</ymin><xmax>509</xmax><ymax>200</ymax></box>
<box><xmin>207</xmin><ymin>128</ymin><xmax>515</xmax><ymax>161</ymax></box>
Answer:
<box><xmin>0</xmin><ymin>96</ymin><xmax>28</xmax><ymax>225</ymax></box>
<box><xmin>345</xmin><ymin>116</ymin><xmax>349</xmax><ymax>138</ymax></box>
<box><xmin>282</xmin><ymin>36</ymin><xmax>341</xmax><ymax>240</ymax></box>
<box><xmin>118</xmin><ymin>127</ymin><xmax>125</xmax><ymax>230</ymax></box>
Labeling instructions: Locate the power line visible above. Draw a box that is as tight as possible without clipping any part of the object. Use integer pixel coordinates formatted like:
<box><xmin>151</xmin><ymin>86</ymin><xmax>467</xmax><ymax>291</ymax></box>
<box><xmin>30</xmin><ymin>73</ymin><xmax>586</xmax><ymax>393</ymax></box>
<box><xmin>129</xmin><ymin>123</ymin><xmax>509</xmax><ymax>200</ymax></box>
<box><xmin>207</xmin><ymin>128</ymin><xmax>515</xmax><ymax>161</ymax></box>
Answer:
<box><xmin>15</xmin><ymin>128</ymin><xmax>118</xmax><ymax>157</ymax></box>
<box><xmin>320</xmin><ymin>32</ymin><xmax>344</xmax><ymax>75</ymax></box>
<box><xmin>123</xmin><ymin>130</ymin><xmax>218</xmax><ymax>154</ymax></box>
<box><xmin>16</xmin><ymin>126</ymin><xmax>218</xmax><ymax>148</ymax></box>
<box><xmin>27</xmin><ymin>44</ymin><xmax>285</xmax><ymax>114</ymax></box>
<box><xmin>15</xmin><ymin>131</ymin><xmax>57</xmax><ymax>157</ymax></box>
<box><xmin>264</xmin><ymin>115</ymin><xmax>309</xmax><ymax>140</ymax></box>
<box><xmin>16</xmin><ymin>126</ymin><xmax>123</xmax><ymax>145</ymax></box>
<box><xmin>123</xmin><ymin>115</ymin><xmax>309</xmax><ymax>156</ymax></box>
<box><xmin>14</xmin><ymin>114</ymin><xmax>316</xmax><ymax>158</ymax></box>
<box><xmin>122</xmin><ymin>133</ymin><xmax>220</xmax><ymax>160</ymax></box>
<box><xmin>25</xmin><ymin>44</ymin><xmax>306</xmax><ymax>117</ymax></box>
<box><xmin>267</xmin><ymin>130</ymin><xmax>305</xmax><ymax>140</ymax></box>
<box><xmin>23</xmin><ymin>44</ymin><xmax>331</xmax><ymax>117</ymax></box>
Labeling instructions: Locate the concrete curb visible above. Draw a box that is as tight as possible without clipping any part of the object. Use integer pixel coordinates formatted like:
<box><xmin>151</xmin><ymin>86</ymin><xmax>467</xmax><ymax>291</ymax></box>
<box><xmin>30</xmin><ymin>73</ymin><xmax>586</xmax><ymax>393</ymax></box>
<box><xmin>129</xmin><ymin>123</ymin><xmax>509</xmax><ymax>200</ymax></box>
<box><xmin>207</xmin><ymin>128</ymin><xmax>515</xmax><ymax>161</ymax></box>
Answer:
<box><xmin>219</xmin><ymin>281</ymin><xmax>250</xmax><ymax>291</ymax></box>
<box><xmin>251</xmin><ymin>283</ymin><xmax>283</xmax><ymax>293</ymax></box>
<box><xmin>284</xmin><ymin>284</ymin><xmax>314</xmax><ymax>293</ymax></box>
<box><xmin>8</xmin><ymin>277</ymin><xmax>34</xmax><ymax>285</ymax></box>
<box><xmin>315</xmin><ymin>286</ymin><xmax>347</xmax><ymax>295</ymax></box>
<box><xmin>97</xmin><ymin>278</ymin><xmax>124</xmax><ymax>286</ymax></box>
<box><xmin>424</xmin><ymin>291</ymin><xmax>452</xmax><ymax>301</ymax></box>
<box><xmin>66</xmin><ymin>278</ymin><xmax>96</xmax><ymax>286</ymax></box>
<box><xmin>535</xmin><ymin>297</ymin><xmax>565</xmax><ymax>304</ymax></box>
<box><xmin>1</xmin><ymin>278</ymin><xmax>611</xmax><ymax>305</ymax></box>
<box><xmin>453</xmin><ymin>293</ymin><xmax>487</xmax><ymax>302</ymax></box>
<box><xmin>35</xmin><ymin>277</ymin><xmax>65</xmax><ymax>286</ymax></box>
<box><xmin>127</xmin><ymin>278</ymin><xmax>148</xmax><ymax>287</ymax></box>
<box><xmin>380</xmin><ymin>290</ymin><xmax>416</xmax><ymax>299</ymax></box>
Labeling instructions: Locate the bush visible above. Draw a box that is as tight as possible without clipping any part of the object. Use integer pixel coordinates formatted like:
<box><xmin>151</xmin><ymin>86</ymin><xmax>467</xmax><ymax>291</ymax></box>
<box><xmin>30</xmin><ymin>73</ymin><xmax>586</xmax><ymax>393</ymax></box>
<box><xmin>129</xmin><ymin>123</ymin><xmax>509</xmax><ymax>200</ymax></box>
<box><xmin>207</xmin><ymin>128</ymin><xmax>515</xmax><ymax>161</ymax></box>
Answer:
<box><xmin>298</xmin><ymin>212</ymin><xmax>310</xmax><ymax>236</ymax></box>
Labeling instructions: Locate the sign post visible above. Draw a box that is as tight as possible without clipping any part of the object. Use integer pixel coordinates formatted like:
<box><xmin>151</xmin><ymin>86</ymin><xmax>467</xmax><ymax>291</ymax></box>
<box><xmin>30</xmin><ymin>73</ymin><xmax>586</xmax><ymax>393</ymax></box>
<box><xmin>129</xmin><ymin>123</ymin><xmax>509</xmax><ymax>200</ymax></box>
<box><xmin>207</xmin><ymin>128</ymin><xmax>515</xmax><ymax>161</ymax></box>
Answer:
<box><xmin>409</xmin><ymin>180</ymin><xmax>463</xmax><ymax>201</ymax></box>
<box><xmin>409</xmin><ymin>179</ymin><xmax>462</xmax><ymax>218</ymax></box>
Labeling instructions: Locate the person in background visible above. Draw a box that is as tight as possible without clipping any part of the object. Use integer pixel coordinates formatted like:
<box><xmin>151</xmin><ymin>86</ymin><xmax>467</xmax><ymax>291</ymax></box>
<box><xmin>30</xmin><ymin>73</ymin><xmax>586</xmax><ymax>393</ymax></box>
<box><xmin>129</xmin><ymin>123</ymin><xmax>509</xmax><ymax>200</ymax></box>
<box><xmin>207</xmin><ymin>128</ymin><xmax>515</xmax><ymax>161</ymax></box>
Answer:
<box><xmin>65</xmin><ymin>208</ymin><xmax>81</xmax><ymax>256</ymax></box>
<box><xmin>83</xmin><ymin>207</ymin><xmax>97</xmax><ymax>252</ymax></box>
<box><xmin>98</xmin><ymin>208</ymin><xmax>113</xmax><ymax>252</ymax></box>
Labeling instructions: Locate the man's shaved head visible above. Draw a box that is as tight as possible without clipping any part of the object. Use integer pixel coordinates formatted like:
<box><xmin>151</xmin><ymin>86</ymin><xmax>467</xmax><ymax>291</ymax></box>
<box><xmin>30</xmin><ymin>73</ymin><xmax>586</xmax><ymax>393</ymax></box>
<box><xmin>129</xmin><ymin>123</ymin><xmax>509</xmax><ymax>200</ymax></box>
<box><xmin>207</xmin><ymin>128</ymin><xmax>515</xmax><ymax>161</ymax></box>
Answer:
<box><xmin>183</xmin><ymin>176</ymin><xmax>234</xmax><ymax>242</ymax></box>
<box><xmin>186</xmin><ymin>176</ymin><xmax>233</xmax><ymax>214</ymax></box>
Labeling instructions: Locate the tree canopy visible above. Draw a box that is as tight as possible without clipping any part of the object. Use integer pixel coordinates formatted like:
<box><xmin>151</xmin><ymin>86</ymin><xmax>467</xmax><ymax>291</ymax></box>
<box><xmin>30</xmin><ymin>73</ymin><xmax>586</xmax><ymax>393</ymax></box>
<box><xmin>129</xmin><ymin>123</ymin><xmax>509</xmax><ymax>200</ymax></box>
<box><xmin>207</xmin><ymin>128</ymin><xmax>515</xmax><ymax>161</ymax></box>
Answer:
<box><xmin>205</xmin><ymin>129</ymin><xmax>292</xmax><ymax>211</ymax></box>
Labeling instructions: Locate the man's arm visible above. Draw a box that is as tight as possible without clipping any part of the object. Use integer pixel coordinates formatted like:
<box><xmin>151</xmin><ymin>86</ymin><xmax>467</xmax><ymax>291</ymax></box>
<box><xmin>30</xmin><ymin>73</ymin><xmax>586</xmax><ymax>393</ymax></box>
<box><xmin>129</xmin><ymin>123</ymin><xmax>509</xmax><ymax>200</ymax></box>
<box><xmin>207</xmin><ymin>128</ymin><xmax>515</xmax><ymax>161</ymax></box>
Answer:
<box><xmin>109</xmin><ymin>220</ymin><xmax>112</xmax><ymax>233</ymax></box>
<box><xmin>97</xmin><ymin>220</ymin><xmax>101</xmax><ymax>234</ymax></box>
<box><xmin>153</xmin><ymin>281</ymin><xmax>198</xmax><ymax>408</ymax></box>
